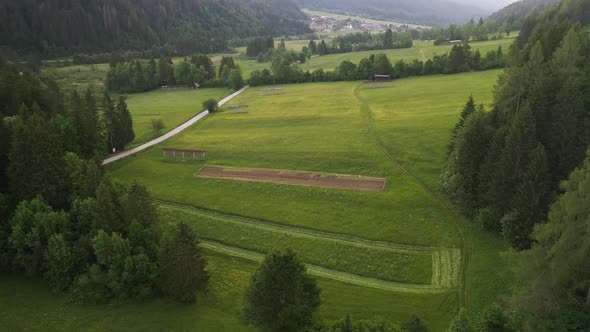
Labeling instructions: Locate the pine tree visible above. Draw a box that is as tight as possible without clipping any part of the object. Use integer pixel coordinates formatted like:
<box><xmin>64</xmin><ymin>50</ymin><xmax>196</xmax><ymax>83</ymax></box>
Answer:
<box><xmin>383</xmin><ymin>29</ymin><xmax>394</xmax><ymax>48</ymax></box>
<box><xmin>503</xmin><ymin>144</ymin><xmax>549</xmax><ymax>248</ymax></box>
<box><xmin>448</xmin><ymin>95</ymin><xmax>477</xmax><ymax>153</ymax></box>
<box><xmin>95</xmin><ymin>175</ymin><xmax>126</xmax><ymax>234</ymax></box>
<box><xmin>244</xmin><ymin>249</ymin><xmax>320</xmax><ymax>332</ymax></box>
<box><xmin>8</xmin><ymin>111</ymin><xmax>69</xmax><ymax>208</ymax></box>
<box><xmin>126</xmin><ymin>183</ymin><xmax>158</xmax><ymax>228</ymax></box>
<box><xmin>116</xmin><ymin>97</ymin><xmax>134</xmax><ymax>149</ymax></box>
<box><xmin>158</xmin><ymin>222</ymin><xmax>209</xmax><ymax>303</ymax></box>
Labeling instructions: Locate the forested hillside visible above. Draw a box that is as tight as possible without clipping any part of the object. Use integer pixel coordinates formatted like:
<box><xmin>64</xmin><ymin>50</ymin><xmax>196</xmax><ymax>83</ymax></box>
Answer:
<box><xmin>490</xmin><ymin>0</ymin><xmax>561</xmax><ymax>31</ymax></box>
<box><xmin>442</xmin><ymin>0</ymin><xmax>590</xmax><ymax>249</ymax></box>
<box><xmin>295</xmin><ymin>0</ymin><xmax>488</xmax><ymax>25</ymax></box>
<box><xmin>0</xmin><ymin>0</ymin><xmax>311</xmax><ymax>57</ymax></box>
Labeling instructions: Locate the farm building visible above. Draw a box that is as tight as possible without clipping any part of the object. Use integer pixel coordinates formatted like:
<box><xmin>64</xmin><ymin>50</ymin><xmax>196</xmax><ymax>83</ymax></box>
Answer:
<box><xmin>162</xmin><ymin>148</ymin><xmax>207</xmax><ymax>161</ymax></box>
<box><xmin>374</xmin><ymin>74</ymin><xmax>392</xmax><ymax>82</ymax></box>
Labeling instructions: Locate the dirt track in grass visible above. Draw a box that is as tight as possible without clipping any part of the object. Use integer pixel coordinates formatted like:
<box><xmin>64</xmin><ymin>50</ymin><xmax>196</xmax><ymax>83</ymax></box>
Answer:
<box><xmin>196</xmin><ymin>165</ymin><xmax>387</xmax><ymax>192</ymax></box>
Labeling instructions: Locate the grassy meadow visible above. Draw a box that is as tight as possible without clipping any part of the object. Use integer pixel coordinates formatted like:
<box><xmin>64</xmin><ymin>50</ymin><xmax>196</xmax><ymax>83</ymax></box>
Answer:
<box><xmin>102</xmin><ymin>71</ymin><xmax>511</xmax><ymax>330</ymax></box>
<box><xmin>125</xmin><ymin>88</ymin><xmax>230</xmax><ymax>146</ymax></box>
<box><xmin>4</xmin><ymin>70</ymin><xmax>514</xmax><ymax>331</ymax></box>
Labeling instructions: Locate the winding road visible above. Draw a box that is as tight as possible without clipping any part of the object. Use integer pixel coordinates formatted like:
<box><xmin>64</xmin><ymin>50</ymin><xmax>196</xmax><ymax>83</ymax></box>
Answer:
<box><xmin>102</xmin><ymin>85</ymin><xmax>250</xmax><ymax>166</ymax></box>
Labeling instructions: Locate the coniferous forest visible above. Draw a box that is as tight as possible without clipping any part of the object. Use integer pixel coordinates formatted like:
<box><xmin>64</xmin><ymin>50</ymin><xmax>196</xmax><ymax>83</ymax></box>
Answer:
<box><xmin>0</xmin><ymin>0</ymin><xmax>311</xmax><ymax>57</ymax></box>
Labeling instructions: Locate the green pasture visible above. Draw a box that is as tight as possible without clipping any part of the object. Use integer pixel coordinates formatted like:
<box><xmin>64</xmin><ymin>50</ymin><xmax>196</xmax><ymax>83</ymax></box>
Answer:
<box><xmin>104</xmin><ymin>73</ymin><xmax>512</xmax><ymax>329</ymax></box>
<box><xmin>301</xmin><ymin>38</ymin><xmax>515</xmax><ymax>72</ymax></box>
<box><xmin>4</xmin><ymin>71</ymin><xmax>513</xmax><ymax>331</ymax></box>
<box><xmin>160</xmin><ymin>205</ymin><xmax>434</xmax><ymax>284</ymax></box>
<box><xmin>0</xmin><ymin>250</ymin><xmax>457</xmax><ymax>331</ymax></box>
<box><xmin>124</xmin><ymin>88</ymin><xmax>230</xmax><ymax>146</ymax></box>
<box><xmin>110</xmin><ymin>82</ymin><xmax>460</xmax><ymax>248</ymax></box>
<box><xmin>359</xmin><ymin>70</ymin><xmax>501</xmax><ymax>188</ymax></box>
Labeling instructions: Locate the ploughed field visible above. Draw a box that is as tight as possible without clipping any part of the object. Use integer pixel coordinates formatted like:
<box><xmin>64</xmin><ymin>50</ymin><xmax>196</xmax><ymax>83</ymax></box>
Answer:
<box><xmin>1</xmin><ymin>70</ymin><xmax>512</xmax><ymax>331</ymax></box>
<box><xmin>196</xmin><ymin>165</ymin><xmax>388</xmax><ymax>192</ymax></box>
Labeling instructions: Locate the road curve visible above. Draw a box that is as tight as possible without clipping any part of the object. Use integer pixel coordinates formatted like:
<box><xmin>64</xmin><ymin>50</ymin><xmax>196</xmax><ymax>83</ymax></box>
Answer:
<box><xmin>102</xmin><ymin>85</ymin><xmax>250</xmax><ymax>165</ymax></box>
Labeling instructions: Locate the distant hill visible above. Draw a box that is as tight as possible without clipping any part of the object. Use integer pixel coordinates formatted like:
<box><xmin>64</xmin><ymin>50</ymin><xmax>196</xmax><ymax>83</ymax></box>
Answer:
<box><xmin>489</xmin><ymin>0</ymin><xmax>561</xmax><ymax>30</ymax></box>
<box><xmin>0</xmin><ymin>0</ymin><xmax>311</xmax><ymax>56</ymax></box>
<box><xmin>295</xmin><ymin>0</ymin><xmax>490</xmax><ymax>25</ymax></box>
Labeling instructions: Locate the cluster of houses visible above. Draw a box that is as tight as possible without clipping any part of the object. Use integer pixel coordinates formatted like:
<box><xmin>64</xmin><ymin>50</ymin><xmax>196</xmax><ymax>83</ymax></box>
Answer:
<box><xmin>308</xmin><ymin>14</ymin><xmax>426</xmax><ymax>34</ymax></box>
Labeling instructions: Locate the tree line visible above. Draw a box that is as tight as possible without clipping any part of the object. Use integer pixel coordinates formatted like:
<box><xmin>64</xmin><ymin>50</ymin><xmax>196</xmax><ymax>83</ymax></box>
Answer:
<box><xmin>106</xmin><ymin>55</ymin><xmax>244</xmax><ymax>94</ymax></box>
<box><xmin>248</xmin><ymin>43</ymin><xmax>506</xmax><ymax>86</ymax></box>
<box><xmin>443</xmin><ymin>0</ymin><xmax>590</xmax><ymax>330</ymax></box>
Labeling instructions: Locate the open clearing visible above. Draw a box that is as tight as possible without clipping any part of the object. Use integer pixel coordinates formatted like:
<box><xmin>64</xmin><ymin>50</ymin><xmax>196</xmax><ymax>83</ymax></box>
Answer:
<box><xmin>196</xmin><ymin>165</ymin><xmax>387</xmax><ymax>192</ymax></box>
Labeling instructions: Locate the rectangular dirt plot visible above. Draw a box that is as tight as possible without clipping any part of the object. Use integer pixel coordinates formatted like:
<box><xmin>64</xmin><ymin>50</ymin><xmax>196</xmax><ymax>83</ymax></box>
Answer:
<box><xmin>196</xmin><ymin>166</ymin><xmax>386</xmax><ymax>192</ymax></box>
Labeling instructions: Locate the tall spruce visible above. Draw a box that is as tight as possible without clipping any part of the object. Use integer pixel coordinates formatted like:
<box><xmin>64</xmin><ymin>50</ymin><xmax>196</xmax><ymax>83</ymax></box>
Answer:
<box><xmin>8</xmin><ymin>111</ymin><xmax>69</xmax><ymax>208</ymax></box>
<box><xmin>158</xmin><ymin>222</ymin><xmax>209</xmax><ymax>303</ymax></box>
<box><xmin>244</xmin><ymin>249</ymin><xmax>321</xmax><ymax>332</ymax></box>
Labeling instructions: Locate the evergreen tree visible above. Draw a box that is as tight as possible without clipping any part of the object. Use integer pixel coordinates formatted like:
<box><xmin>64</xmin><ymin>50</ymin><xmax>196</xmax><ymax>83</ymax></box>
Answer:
<box><xmin>158</xmin><ymin>222</ymin><xmax>209</xmax><ymax>303</ymax></box>
<box><xmin>402</xmin><ymin>315</ymin><xmax>429</xmax><ymax>332</ymax></box>
<box><xmin>115</xmin><ymin>96</ymin><xmax>134</xmax><ymax>150</ymax></box>
<box><xmin>373</xmin><ymin>54</ymin><xmax>392</xmax><ymax>75</ymax></box>
<box><xmin>95</xmin><ymin>175</ymin><xmax>126</xmax><ymax>234</ymax></box>
<box><xmin>383</xmin><ymin>29</ymin><xmax>394</xmax><ymax>48</ymax></box>
<box><xmin>511</xmin><ymin>151</ymin><xmax>590</xmax><ymax>329</ymax></box>
<box><xmin>244</xmin><ymin>249</ymin><xmax>321</xmax><ymax>332</ymax></box>
<box><xmin>308</xmin><ymin>40</ymin><xmax>317</xmax><ymax>54</ymax></box>
<box><xmin>126</xmin><ymin>183</ymin><xmax>158</xmax><ymax>228</ymax></box>
<box><xmin>8</xmin><ymin>111</ymin><xmax>69</xmax><ymax>208</ymax></box>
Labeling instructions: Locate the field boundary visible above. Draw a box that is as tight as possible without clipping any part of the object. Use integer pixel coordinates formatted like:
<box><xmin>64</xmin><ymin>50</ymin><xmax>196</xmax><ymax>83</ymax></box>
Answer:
<box><xmin>201</xmin><ymin>240</ymin><xmax>452</xmax><ymax>294</ymax></box>
<box><xmin>102</xmin><ymin>85</ymin><xmax>250</xmax><ymax>165</ymax></box>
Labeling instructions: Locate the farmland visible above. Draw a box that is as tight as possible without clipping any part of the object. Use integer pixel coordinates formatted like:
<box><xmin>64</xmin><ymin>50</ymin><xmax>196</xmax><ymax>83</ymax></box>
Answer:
<box><xmin>0</xmin><ymin>69</ymin><xmax>515</xmax><ymax>331</ymax></box>
<box><xmin>97</xmin><ymin>71</ymin><xmax>510</xmax><ymax>330</ymax></box>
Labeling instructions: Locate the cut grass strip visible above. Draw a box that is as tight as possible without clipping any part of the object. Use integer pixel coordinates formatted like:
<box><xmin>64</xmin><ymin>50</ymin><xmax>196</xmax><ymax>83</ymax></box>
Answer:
<box><xmin>159</xmin><ymin>201</ymin><xmax>437</xmax><ymax>253</ymax></box>
<box><xmin>161</xmin><ymin>205</ymin><xmax>433</xmax><ymax>284</ymax></box>
<box><xmin>201</xmin><ymin>240</ymin><xmax>453</xmax><ymax>294</ymax></box>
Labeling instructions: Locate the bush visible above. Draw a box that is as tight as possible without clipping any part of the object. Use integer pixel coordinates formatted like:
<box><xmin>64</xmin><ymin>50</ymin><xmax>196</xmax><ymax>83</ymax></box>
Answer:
<box><xmin>150</xmin><ymin>118</ymin><xmax>165</xmax><ymax>138</ymax></box>
<box><xmin>202</xmin><ymin>99</ymin><xmax>218</xmax><ymax>112</ymax></box>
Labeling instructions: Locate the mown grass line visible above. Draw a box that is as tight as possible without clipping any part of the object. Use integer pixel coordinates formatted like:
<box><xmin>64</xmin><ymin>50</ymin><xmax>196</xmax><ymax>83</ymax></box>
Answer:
<box><xmin>353</xmin><ymin>83</ymin><xmax>473</xmax><ymax>307</ymax></box>
<box><xmin>159</xmin><ymin>200</ymin><xmax>440</xmax><ymax>254</ymax></box>
<box><xmin>200</xmin><ymin>240</ymin><xmax>454</xmax><ymax>294</ymax></box>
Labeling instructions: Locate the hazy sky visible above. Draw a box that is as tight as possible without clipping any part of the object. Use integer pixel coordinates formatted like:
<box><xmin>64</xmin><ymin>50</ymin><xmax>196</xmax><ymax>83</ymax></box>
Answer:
<box><xmin>453</xmin><ymin>0</ymin><xmax>520</xmax><ymax>11</ymax></box>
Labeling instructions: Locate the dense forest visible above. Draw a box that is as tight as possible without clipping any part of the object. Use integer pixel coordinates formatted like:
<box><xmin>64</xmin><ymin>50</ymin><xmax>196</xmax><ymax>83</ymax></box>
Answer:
<box><xmin>295</xmin><ymin>0</ymin><xmax>487</xmax><ymax>25</ymax></box>
<box><xmin>0</xmin><ymin>0</ymin><xmax>311</xmax><ymax>57</ymax></box>
<box><xmin>443</xmin><ymin>1</ymin><xmax>590</xmax><ymax>328</ymax></box>
<box><xmin>442</xmin><ymin>0</ymin><xmax>590</xmax><ymax>248</ymax></box>
<box><xmin>490</xmin><ymin>0</ymin><xmax>561</xmax><ymax>31</ymax></box>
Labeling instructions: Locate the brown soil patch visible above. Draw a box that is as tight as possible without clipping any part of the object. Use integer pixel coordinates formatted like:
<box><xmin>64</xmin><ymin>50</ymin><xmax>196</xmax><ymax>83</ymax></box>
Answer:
<box><xmin>196</xmin><ymin>166</ymin><xmax>386</xmax><ymax>192</ymax></box>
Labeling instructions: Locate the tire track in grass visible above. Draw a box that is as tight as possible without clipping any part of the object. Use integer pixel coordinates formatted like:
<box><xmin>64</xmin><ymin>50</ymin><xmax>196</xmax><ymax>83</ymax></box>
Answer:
<box><xmin>200</xmin><ymin>240</ymin><xmax>453</xmax><ymax>294</ymax></box>
<box><xmin>158</xmin><ymin>200</ymin><xmax>439</xmax><ymax>254</ymax></box>
<box><xmin>353</xmin><ymin>83</ymin><xmax>472</xmax><ymax>307</ymax></box>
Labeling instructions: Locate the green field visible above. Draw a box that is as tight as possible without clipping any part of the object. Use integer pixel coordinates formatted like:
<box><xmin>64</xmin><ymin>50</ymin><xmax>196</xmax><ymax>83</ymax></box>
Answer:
<box><xmin>104</xmin><ymin>71</ymin><xmax>510</xmax><ymax>330</ymax></box>
<box><xmin>300</xmin><ymin>38</ymin><xmax>515</xmax><ymax>72</ymax></box>
<box><xmin>4</xmin><ymin>71</ymin><xmax>513</xmax><ymax>331</ymax></box>
<box><xmin>125</xmin><ymin>88</ymin><xmax>230</xmax><ymax>146</ymax></box>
